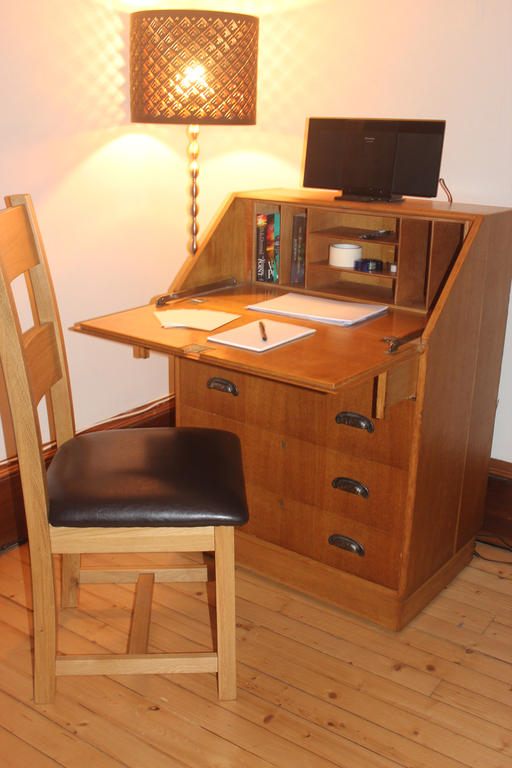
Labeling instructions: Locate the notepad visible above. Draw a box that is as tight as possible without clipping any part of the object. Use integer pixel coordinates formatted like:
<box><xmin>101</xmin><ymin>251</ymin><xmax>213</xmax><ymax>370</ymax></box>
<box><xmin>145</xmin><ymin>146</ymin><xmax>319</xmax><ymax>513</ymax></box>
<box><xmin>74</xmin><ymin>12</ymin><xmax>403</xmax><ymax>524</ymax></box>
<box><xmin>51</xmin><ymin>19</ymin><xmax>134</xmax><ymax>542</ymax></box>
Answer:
<box><xmin>247</xmin><ymin>293</ymin><xmax>388</xmax><ymax>326</ymax></box>
<box><xmin>207</xmin><ymin>319</ymin><xmax>315</xmax><ymax>352</ymax></box>
<box><xmin>154</xmin><ymin>309</ymin><xmax>239</xmax><ymax>331</ymax></box>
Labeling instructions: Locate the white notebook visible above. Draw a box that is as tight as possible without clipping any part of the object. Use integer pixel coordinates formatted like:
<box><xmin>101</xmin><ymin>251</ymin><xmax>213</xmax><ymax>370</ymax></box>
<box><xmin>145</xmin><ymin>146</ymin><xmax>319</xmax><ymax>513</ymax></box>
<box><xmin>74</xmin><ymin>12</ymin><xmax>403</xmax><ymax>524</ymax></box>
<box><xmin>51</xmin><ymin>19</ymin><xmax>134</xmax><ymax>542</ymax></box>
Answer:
<box><xmin>208</xmin><ymin>319</ymin><xmax>315</xmax><ymax>352</ymax></box>
<box><xmin>247</xmin><ymin>292</ymin><xmax>388</xmax><ymax>326</ymax></box>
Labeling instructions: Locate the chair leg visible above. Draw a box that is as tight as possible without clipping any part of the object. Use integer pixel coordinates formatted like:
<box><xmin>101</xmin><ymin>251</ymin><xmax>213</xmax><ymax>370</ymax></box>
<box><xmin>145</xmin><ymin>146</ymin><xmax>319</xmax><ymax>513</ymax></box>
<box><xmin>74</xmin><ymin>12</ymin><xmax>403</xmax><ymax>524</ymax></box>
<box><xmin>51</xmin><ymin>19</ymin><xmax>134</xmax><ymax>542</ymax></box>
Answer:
<box><xmin>61</xmin><ymin>554</ymin><xmax>80</xmax><ymax>608</ymax></box>
<box><xmin>214</xmin><ymin>526</ymin><xmax>237</xmax><ymax>700</ymax></box>
<box><xmin>31</xmin><ymin>550</ymin><xmax>57</xmax><ymax>703</ymax></box>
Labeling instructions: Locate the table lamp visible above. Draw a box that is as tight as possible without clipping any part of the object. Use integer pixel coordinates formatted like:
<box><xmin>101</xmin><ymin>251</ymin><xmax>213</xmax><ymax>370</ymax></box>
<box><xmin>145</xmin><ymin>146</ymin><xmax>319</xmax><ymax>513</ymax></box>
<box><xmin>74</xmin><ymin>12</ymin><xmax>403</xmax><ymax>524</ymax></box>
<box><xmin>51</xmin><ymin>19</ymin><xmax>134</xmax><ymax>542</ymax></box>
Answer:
<box><xmin>130</xmin><ymin>9</ymin><xmax>259</xmax><ymax>256</ymax></box>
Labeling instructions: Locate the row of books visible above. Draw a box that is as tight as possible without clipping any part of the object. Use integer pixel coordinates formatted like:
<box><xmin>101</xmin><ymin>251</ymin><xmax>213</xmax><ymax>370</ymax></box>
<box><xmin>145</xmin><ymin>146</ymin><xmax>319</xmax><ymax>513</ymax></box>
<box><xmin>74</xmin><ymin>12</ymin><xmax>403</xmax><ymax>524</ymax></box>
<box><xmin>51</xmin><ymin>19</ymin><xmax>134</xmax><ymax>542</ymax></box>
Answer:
<box><xmin>255</xmin><ymin>212</ymin><xmax>307</xmax><ymax>285</ymax></box>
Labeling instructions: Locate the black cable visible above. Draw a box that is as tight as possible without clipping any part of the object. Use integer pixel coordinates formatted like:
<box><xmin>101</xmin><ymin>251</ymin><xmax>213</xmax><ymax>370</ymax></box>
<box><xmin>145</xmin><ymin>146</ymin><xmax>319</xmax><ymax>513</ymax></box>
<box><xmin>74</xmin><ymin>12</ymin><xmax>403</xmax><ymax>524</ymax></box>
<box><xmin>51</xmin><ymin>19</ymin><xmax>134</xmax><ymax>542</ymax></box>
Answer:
<box><xmin>476</xmin><ymin>534</ymin><xmax>512</xmax><ymax>551</ymax></box>
<box><xmin>473</xmin><ymin>548</ymin><xmax>512</xmax><ymax>564</ymax></box>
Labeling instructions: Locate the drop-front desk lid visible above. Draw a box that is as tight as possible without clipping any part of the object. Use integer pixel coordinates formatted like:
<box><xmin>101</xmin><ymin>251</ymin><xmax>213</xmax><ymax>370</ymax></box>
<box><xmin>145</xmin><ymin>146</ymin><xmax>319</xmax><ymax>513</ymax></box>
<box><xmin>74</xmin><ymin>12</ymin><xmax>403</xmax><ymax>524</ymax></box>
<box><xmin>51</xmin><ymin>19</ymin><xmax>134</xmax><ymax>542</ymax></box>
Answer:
<box><xmin>72</xmin><ymin>285</ymin><xmax>426</xmax><ymax>393</ymax></box>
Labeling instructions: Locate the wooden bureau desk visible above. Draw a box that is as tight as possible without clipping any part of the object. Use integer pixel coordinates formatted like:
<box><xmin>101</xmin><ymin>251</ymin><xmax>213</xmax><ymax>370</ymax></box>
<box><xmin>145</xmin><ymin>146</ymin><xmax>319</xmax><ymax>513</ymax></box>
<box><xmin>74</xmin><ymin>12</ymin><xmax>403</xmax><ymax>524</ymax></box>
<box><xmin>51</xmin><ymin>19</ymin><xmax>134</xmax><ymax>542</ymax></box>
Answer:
<box><xmin>73</xmin><ymin>189</ymin><xmax>512</xmax><ymax>629</ymax></box>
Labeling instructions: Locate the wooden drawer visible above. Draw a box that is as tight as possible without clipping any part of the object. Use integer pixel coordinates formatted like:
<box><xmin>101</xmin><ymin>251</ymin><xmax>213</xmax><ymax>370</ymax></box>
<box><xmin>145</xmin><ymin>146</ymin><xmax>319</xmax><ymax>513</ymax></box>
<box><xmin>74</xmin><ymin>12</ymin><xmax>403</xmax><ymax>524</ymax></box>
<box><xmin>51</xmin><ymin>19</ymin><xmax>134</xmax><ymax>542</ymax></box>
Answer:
<box><xmin>181</xmin><ymin>404</ymin><xmax>406</xmax><ymax>534</ymax></box>
<box><xmin>280</xmin><ymin>500</ymin><xmax>402</xmax><ymax>589</ymax></box>
<box><xmin>283</xmin><ymin>437</ymin><xmax>408</xmax><ymax>534</ymax></box>
<box><xmin>242</xmin><ymin>486</ymin><xmax>401</xmax><ymax>590</ymax></box>
<box><xmin>178</xmin><ymin>358</ymin><xmax>414</xmax><ymax>469</ymax></box>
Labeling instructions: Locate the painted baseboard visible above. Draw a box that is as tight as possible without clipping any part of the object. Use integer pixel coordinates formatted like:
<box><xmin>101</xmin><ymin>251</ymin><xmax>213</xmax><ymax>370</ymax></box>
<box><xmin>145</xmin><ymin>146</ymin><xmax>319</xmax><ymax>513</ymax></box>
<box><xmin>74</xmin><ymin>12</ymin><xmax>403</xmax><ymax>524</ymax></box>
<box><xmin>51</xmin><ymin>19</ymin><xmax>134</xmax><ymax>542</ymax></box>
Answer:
<box><xmin>0</xmin><ymin>396</ymin><xmax>175</xmax><ymax>551</ymax></box>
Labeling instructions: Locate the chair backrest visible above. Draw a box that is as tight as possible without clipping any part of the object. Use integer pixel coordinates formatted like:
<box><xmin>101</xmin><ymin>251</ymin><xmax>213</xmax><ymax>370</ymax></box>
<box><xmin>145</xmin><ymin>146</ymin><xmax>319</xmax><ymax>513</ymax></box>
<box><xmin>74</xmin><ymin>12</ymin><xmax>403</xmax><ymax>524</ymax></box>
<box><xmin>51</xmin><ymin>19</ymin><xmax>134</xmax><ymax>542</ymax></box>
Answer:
<box><xmin>0</xmin><ymin>194</ymin><xmax>75</xmax><ymax>543</ymax></box>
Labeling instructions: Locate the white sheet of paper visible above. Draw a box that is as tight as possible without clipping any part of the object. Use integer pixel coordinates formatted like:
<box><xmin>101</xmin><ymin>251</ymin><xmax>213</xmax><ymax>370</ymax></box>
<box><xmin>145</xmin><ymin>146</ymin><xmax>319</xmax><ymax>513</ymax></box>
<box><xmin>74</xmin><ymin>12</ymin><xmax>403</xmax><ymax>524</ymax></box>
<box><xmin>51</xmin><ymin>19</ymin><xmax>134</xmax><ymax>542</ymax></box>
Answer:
<box><xmin>154</xmin><ymin>309</ymin><xmax>239</xmax><ymax>331</ymax></box>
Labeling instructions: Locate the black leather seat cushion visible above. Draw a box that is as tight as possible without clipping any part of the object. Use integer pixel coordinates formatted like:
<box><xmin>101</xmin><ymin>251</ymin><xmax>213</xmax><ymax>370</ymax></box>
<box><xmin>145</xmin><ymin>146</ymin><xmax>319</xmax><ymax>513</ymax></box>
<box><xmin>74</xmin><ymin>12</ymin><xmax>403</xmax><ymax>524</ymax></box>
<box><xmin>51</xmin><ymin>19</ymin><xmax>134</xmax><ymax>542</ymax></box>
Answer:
<box><xmin>48</xmin><ymin>427</ymin><xmax>248</xmax><ymax>528</ymax></box>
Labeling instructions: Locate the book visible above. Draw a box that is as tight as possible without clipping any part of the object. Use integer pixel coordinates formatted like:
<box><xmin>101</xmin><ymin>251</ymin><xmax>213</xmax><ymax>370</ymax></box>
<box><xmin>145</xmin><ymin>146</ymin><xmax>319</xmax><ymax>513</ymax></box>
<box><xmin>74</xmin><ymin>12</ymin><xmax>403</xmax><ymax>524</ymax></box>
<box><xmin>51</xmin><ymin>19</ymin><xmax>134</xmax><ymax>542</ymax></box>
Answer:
<box><xmin>207</xmin><ymin>319</ymin><xmax>315</xmax><ymax>352</ymax></box>
<box><xmin>290</xmin><ymin>213</ymin><xmax>306</xmax><ymax>284</ymax></box>
<box><xmin>255</xmin><ymin>213</ymin><xmax>267</xmax><ymax>282</ymax></box>
<box><xmin>273</xmin><ymin>214</ymin><xmax>280</xmax><ymax>282</ymax></box>
<box><xmin>247</xmin><ymin>292</ymin><xmax>388</xmax><ymax>326</ymax></box>
<box><xmin>265</xmin><ymin>213</ymin><xmax>276</xmax><ymax>282</ymax></box>
<box><xmin>154</xmin><ymin>309</ymin><xmax>240</xmax><ymax>331</ymax></box>
<box><xmin>265</xmin><ymin>213</ymin><xmax>280</xmax><ymax>282</ymax></box>
<box><xmin>256</xmin><ymin>212</ymin><xmax>280</xmax><ymax>283</ymax></box>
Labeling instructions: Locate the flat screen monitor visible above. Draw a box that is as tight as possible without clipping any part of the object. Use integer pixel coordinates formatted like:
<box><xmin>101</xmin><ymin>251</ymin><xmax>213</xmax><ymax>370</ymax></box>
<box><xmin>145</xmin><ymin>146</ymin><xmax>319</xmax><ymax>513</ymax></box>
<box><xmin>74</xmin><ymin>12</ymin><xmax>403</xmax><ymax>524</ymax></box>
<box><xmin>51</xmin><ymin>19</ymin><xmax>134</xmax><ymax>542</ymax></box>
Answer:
<box><xmin>302</xmin><ymin>118</ymin><xmax>445</xmax><ymax>202</ymax></box>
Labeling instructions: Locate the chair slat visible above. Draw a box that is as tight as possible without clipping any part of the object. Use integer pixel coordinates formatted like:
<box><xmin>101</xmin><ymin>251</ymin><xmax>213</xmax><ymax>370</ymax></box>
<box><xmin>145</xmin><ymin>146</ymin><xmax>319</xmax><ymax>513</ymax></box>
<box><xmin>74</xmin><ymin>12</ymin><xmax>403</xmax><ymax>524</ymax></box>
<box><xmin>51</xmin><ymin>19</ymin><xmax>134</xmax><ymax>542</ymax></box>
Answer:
<box><xmin>79</xmin><ymin>565</ymin><xmax>208</xmax><ymax>583</ymax></box>
<box><xmin>50</xmin><ymin>525</ymin><xmax>216</xmax><ymax>553</ymax></box>
<box><xmin>23</xmin><ymin>323</ymin><xmax>63</xmax><ymax>406</ymax></box>
<box><xmin>56</xmin><ymin>653</ymin><xmax>218</xmax><ymax>676</ymax></box>
<box><xmin>0</xmin><ymin>205</ymin><xmax>40</xmax><ymax>283</ymax></box>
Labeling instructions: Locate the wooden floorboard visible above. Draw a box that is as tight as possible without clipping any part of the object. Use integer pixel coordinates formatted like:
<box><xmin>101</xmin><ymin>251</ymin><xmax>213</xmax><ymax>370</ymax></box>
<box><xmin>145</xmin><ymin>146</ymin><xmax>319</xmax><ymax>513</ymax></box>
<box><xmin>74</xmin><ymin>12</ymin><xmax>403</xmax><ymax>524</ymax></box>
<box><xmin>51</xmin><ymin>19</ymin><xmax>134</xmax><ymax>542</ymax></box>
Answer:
<box><xmin>0</xmin><ymin>543</ymin><xmax>511</xmax><ymax>767</ymax></box>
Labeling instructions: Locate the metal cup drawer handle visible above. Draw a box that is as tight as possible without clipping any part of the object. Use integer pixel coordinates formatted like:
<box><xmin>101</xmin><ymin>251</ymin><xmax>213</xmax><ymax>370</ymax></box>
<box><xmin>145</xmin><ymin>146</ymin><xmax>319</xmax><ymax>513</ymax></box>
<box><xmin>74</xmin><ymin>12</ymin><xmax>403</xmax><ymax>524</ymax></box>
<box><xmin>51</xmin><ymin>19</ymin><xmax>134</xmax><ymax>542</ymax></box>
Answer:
<box><xmin>206</xmin><ymin>377</ymin><xmax>239</xmax><ymax>396</ymax></box>
<box><xmin>335</xmin><ymin>411</ymin><xmax>374</xmax><ymax>433</ymax></box>
<box><xmin>332</xmin><ymin>476</ymin><xmax>369</xmax><ymax>498</ymax></box>
<box><xmin>328</xmin><ymin>534</ymin><xmax>365</xmax><ymax>556</ymax></box>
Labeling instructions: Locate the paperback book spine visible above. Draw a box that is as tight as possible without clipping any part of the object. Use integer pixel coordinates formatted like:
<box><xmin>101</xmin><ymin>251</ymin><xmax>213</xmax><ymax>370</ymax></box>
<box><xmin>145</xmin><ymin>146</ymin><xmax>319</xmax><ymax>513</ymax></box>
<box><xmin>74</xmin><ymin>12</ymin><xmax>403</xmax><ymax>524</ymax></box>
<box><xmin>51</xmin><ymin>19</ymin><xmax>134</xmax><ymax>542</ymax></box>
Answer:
<box><xmin>265</xmin><ymin>213</ymin><xmax>280</xmax><ymax>282</ymax></box>
<box><xmin>297</xmin><ymin>214</ymin><xmax>305</xmax><ymax>284</ymax></box>
<box><xmin>265</xmin><ymin>213</ymin><xmax>275</xmax><ymax>282</ymax></box>
<box><xmin>256</xmin><ymin>213</ymin><xmax>267</xmax><ymax>282</ymax></box>
<box><xmin>272</xmin><ymin>213</ymin><xmax>280</xmax><ymax>282</ymax></box>
<box><xmin>291</xmin><ymin>213</ymin><xmax>306</xmax><ymax>284</ymax></box>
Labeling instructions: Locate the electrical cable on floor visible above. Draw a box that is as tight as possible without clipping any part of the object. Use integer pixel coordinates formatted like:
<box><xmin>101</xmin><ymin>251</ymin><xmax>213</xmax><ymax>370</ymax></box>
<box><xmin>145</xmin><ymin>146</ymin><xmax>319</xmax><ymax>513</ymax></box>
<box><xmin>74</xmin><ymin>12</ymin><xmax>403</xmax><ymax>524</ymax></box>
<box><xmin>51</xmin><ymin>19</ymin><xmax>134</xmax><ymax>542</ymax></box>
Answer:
<box><xmin>474</xmin><ymin>533</ymin><xmax>512</xmax><ymax>564</ymax></box>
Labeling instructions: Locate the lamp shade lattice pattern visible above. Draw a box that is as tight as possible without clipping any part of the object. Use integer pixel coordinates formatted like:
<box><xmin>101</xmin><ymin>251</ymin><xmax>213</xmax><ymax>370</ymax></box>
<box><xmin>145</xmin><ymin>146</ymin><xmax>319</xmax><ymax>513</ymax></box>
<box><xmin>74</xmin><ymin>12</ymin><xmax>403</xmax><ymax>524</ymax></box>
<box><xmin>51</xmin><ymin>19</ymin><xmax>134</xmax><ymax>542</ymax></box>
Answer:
<box><xmin>130</xmin><ymin>10</ymin><xmax>258</xmax><ymax>125</ymax></box>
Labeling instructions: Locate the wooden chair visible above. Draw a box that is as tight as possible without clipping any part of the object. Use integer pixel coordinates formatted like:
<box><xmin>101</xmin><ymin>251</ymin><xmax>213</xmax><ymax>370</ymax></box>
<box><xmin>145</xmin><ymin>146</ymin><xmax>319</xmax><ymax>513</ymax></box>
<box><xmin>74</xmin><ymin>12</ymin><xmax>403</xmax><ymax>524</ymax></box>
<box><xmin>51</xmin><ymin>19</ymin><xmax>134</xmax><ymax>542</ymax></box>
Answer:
<box><xmin>0</xmin><ymin>194</ymin><xmax>248</xmax><ymax>704</ymax></box>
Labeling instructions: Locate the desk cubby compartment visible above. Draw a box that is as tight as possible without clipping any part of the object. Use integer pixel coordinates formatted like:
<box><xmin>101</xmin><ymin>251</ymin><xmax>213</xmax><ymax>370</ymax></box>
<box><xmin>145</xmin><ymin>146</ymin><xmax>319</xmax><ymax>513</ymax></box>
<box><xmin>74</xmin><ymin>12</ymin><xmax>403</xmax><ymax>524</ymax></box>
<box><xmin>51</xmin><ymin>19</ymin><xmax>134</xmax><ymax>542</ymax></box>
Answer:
<box><xmin>304</xmin><ymin>208</ymin><xmax>398</xmax><ymax>303</ymax></box>
<box><xmin>253</xmin><ymin>201</ymin><xmax>308</xmax><ymax>286</ymax></box>
<box><xmin>395</xmin><ymin>218</ymin><xmax>465</xmax><ymax>310</ymax></box>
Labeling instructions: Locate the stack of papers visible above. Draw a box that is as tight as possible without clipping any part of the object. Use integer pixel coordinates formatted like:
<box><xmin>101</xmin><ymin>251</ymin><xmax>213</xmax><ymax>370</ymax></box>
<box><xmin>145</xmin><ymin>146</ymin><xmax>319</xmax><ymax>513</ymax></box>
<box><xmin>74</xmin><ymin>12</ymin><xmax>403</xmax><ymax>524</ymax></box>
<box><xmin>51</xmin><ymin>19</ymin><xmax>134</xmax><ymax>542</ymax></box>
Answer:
<box><xmin>247</xmin><ymin>292</ymin><xmax>388</xmax><ymax>326</ymax></box>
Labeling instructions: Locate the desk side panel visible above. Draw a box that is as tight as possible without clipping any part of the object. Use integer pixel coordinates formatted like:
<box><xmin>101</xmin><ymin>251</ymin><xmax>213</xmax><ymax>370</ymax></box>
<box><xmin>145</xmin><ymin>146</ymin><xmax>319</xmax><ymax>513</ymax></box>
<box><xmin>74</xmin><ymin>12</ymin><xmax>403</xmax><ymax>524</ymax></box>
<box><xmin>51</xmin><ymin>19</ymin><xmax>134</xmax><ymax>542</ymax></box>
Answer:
<box><xmin>171</xmin><ymin>196</ymin><xmax>252</xmax><ymax>293</ymax></box>
<box><xmin>403</xmin><ymin>214</ymin><xmax>509</xmax><ymax>595</ymax></box>
<box><xmin>456</xmin><ymin>211</ymin><xmax>512</xmax><ymax>547</ymax></box>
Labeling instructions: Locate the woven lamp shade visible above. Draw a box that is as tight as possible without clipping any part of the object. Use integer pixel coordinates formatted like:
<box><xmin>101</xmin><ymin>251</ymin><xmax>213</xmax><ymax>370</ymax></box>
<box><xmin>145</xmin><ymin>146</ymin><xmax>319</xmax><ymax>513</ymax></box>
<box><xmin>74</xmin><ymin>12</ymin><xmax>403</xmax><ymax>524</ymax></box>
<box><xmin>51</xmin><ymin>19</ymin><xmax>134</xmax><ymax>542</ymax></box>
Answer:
<box><xmin>130</xmin><ymin>10</ymin><xmax>258</xmax><ymax>125</ymax></box>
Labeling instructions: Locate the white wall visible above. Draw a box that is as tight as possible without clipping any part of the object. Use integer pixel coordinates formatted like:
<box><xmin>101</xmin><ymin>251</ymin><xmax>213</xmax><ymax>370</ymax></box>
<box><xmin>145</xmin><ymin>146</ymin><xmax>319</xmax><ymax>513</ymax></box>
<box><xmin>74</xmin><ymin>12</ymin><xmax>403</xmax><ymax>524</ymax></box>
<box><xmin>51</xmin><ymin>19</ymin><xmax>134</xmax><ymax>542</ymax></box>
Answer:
<box><xmin>1</xmin><ymin>0</ymin><xmax>510</xmax><ymax>460</ymax></box>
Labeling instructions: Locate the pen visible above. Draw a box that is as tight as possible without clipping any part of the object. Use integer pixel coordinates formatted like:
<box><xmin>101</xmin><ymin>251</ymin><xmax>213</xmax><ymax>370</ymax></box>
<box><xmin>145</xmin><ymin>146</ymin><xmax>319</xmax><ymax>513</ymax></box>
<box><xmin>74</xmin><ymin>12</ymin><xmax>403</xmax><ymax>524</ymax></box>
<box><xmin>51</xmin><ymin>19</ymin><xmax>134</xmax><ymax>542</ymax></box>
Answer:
<box><xmin>258</xmin><ymin>321</ymin><xmax>267</xmax><ymax>342</ymax></box>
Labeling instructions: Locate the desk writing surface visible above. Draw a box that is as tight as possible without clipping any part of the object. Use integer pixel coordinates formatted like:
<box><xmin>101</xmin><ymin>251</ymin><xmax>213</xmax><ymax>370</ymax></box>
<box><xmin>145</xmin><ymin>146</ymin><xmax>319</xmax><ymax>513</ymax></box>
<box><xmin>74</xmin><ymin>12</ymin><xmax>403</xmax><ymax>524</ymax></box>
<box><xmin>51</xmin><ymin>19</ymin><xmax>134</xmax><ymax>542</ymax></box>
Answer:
<box><xmin>72</xmin><ymin>286</ymin><xmax>425</xmax><ymax>392</ymax></box>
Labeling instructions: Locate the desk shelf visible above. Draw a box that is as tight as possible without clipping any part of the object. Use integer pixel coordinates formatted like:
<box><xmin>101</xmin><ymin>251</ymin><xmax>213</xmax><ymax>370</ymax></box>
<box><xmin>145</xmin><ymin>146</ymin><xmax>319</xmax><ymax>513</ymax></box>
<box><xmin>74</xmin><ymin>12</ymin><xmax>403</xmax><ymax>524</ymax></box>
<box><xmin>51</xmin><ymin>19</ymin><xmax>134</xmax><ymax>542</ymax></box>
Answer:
<box><xmin>308</xmin><ymin>225</ymin><xmax>397</xmax><ymax>244</ymax></box>
<box><xmin>304</xmin><ymin>270</ymin><xmax>394</xmax><ymax>304</ymax></box>
<box><xmin>310</xmin><ymin>261</ymin><xmax>398</xmax><ymax>279</ymax></box>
